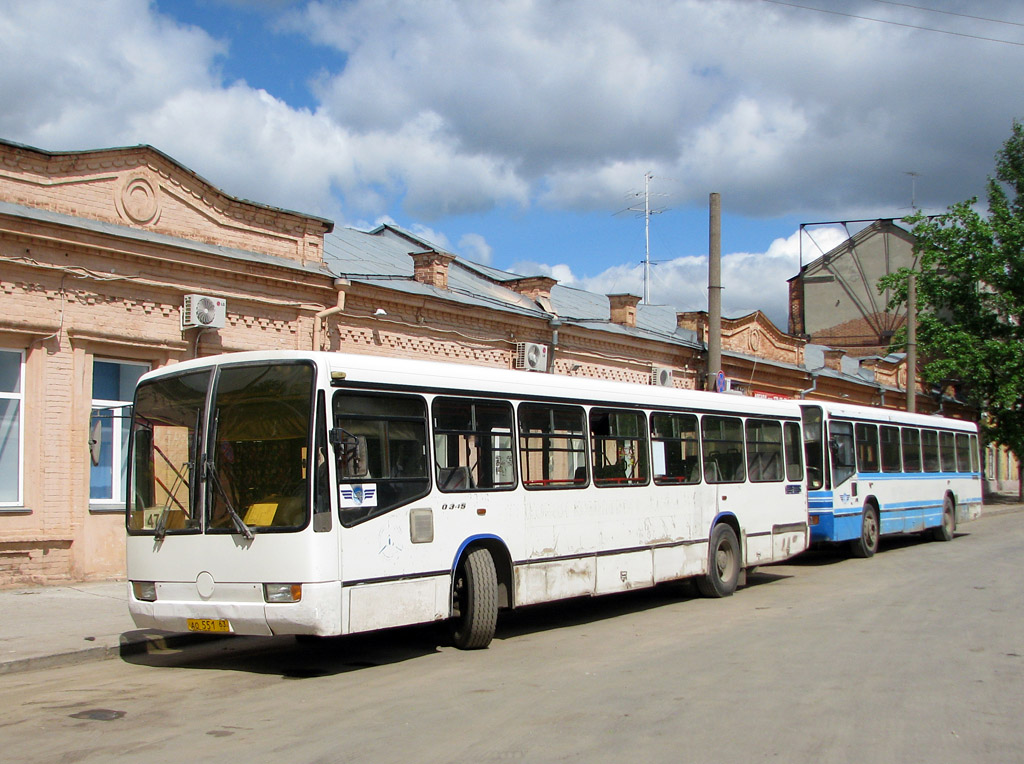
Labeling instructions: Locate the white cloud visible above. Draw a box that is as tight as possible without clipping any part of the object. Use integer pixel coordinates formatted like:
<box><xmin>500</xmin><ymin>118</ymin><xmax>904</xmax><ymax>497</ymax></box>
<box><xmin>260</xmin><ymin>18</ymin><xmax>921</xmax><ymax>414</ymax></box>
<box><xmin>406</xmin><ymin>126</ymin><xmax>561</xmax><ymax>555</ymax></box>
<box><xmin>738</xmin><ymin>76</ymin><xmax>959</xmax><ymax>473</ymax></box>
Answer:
<box><xmin>2</xmin><ymin>0</ymin><xmax>1016</xmax><ymax>227</ymax></box>
<box><xmin>457</xmin><ymin>233</ymin><xmax>493</xmax><ymax>265</ymax></box>
<box><xmin>530</xmin><ymin>226</ymin><xmax>851</xmax><ymax>329</ymax></box>
<box><xmin>0</xmin><ymin>0</ymin><xmax>1015</xmax><ymax>323</ymax></box>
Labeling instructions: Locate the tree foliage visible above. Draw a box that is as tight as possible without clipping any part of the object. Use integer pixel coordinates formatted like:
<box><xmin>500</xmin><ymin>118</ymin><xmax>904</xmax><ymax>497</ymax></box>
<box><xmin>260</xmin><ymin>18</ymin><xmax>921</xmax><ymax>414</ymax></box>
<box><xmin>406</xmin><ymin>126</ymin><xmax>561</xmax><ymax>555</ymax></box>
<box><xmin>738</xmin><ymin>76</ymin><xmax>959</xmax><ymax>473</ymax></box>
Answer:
<box><xmin>881</xmin><ymin>121</ymin><xmax>1024</xmax><ymax>485</ymax></box>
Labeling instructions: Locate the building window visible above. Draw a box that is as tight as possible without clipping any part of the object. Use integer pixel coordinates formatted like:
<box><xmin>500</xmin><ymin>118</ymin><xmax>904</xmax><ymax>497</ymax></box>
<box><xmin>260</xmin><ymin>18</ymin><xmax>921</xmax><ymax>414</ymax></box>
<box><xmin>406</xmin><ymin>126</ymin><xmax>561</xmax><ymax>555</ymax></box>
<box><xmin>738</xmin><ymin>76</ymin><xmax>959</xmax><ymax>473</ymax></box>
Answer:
<box><xmin>0</xmin><ymin>349</ymin><xmax>24</xmax><ymax>507</ymax></box>
<box><xmin>90</xmin><ymin>359</ymin><xmax>149</xmax><ymax>509</ymax></box>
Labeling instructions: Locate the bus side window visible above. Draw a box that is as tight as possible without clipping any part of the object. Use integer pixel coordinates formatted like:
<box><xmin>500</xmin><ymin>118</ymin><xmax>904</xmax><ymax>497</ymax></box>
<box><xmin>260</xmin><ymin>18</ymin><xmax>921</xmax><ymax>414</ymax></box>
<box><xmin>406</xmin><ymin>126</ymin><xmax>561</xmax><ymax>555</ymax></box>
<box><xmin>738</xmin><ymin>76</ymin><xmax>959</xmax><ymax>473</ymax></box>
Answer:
<box><xmin>651</xmin><ymin>412</ymin><xmax>700</xmax><ymax>485</ymax></box>
<box><xmin>745</xmin><ymin>419</ymin><xmax>784</xmax><ymax>483</ymax></box>
<box><xmin>922</xmin><ymin>430</ymin><xmax>940</xmax><ymax>472</ymax></box>
<box><xmin>855</xmin><ymin>423</ymin><xmax>879</xmax><ymax>473</ymax></box>
<box><xmin>432</xmin><ymin>397</ymin><xmax>516</xmax><ymax>492</ymax></box>
<box><xmin>901</xmin><ymin>428</ymin><xmax>922</xmax><ymax>472</ymax></box>
<box><xmin>784</xmin><ymin>421</ymin><xmax>804</xmax><ymax>482</ymax></box>
<box><xmin>333</xmin><ymin>392</ymin><xmax>430</xmax><ymax>526</ymax></box>
<box><xmin>590</xmin><ymin>408</ymin><xmax>649</xmax><ymax>487</ymax></box>
<box><xmin>801</xmin><ymin>406</ymin><xmax>824</xmax><ymax>490</ymax></box>
<box><xmin>702</xmin><ymin>415</ymin><xmax>745</xmax><ymax>484</ymax></box>
<box><xmin>828</xmin><ymin>421</ymin><xmax>856</xmax><ymax>486</ymax></box>
<box><xmin>880</xmin><ymin>426</ymin><xmax>902</xmax><ymax>473</ymax></box>
<box><xmin>518</xmin><ymin>403</ymin><xmax>588</xmax><ymax>489</ymax></box>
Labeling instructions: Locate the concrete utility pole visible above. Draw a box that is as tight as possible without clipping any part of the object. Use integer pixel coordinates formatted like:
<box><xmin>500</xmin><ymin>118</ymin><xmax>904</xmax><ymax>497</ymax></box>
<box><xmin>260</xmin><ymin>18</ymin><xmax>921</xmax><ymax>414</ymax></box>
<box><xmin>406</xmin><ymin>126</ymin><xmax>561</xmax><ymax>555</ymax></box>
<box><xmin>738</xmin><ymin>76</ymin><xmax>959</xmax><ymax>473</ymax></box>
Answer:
<box><xmin>707</xmin><ymin>192</ymin><xmax>722</xmax><ymax>391</ymax></box>
<box><xmin>906</xmin><ymin>272</ymin><xmax>917</xmax><ymax>412</ymax></box>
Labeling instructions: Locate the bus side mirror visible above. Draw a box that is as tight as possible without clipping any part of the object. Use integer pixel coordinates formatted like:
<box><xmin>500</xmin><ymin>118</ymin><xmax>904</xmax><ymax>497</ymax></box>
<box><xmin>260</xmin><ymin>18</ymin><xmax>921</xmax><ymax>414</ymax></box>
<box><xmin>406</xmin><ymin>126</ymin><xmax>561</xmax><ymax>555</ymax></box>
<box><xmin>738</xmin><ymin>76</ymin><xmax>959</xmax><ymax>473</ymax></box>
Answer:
<box><xmin>330</xmin><ymin>428</ymin><xmax>368</xmax><ymax>478</ymax></box>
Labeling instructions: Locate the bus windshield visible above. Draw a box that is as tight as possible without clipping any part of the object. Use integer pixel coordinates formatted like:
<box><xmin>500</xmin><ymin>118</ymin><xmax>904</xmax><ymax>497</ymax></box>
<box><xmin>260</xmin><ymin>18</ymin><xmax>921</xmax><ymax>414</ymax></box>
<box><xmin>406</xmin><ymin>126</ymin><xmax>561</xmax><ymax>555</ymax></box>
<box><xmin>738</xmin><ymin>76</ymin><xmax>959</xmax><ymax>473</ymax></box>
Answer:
<box><xmin>128</xmin><ymin>362</ymin><xmax>315</xmax><ymax>534</ymax></box>
<box><xmin>207</xmin><ymin>362</ymin><xmax>315</xmax><ymax>532</ymax></box>
<box><xmin>128</xmin><ymin>370</ymin><xmax>210</xmax><ymax>533</ymax></box>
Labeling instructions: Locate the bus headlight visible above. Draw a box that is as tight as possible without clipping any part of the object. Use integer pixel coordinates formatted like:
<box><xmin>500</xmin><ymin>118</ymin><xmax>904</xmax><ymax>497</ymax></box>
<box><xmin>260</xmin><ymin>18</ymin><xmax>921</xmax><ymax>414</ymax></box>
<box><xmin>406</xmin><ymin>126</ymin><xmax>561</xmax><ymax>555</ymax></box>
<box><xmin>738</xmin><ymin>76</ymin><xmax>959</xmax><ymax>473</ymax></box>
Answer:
<box><xmin>132</xmin><ymin>581</ymin><xmax>157</xmax><ymax>602</ymax></box>
<box><xmin>263</xmin><ymin>583</ymin><xmax>302</xmax><ymax>603</ymax></box>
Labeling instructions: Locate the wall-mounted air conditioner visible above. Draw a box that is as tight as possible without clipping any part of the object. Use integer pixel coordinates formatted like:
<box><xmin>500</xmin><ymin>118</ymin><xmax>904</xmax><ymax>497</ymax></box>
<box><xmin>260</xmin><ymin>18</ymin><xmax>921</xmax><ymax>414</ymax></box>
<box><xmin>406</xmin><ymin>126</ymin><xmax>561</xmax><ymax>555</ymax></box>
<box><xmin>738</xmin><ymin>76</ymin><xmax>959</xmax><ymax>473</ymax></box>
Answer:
<box><xmin>181</xmin><ymin>294</ymin><xmax>227</xmax><ymax>329</ymax></box>
<box><xmin>515</xmin><ymin>342</ymin><xmax>549</xmax><ymax>372</ymax></box>
<box><xmin>651</xmin><ymin>366</ymin><xmax>673</xmax><ymax>387</ymax></box>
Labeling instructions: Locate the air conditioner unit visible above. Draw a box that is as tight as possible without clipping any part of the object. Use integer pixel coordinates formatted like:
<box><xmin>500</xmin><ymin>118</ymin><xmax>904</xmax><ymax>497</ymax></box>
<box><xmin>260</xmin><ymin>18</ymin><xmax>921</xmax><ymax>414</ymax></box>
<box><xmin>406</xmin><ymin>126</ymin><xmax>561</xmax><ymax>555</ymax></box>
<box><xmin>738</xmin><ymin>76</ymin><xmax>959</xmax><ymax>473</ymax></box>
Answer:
<box><xmin>651</xmin><ymin>366</ymin><xmax>673</xmax><ymax>387</ymax></box>
<box><xmin>181</xmin><ymin>294</ymin><xmax>226</xmax><ymax>329</ymax></box>
<box><xmin>515</xmin><ymin>342</ymin><xmax>549</xmax><ymax>372</ymax></box>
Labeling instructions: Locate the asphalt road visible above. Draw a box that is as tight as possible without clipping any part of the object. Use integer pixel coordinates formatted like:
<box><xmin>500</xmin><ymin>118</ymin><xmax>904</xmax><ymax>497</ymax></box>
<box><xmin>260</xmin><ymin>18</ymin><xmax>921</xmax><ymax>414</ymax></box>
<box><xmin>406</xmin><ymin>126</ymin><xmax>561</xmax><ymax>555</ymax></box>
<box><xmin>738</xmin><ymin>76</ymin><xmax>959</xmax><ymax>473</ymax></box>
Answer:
<box><xmin>2</xmin><ymin>512</ymin><xmax>1022</xmax><ymax>764</ymax></box>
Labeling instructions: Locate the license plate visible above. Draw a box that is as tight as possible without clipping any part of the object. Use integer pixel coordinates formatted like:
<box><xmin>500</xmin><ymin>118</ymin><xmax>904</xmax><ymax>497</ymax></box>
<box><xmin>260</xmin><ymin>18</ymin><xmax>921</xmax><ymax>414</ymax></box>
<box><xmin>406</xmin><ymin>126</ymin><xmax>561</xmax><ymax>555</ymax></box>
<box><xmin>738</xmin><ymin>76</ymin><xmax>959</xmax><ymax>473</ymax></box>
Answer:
<box><xmin>187</xmin><ymin>618</ymin><xmax>231</xmax><ymax>633</ymax></box>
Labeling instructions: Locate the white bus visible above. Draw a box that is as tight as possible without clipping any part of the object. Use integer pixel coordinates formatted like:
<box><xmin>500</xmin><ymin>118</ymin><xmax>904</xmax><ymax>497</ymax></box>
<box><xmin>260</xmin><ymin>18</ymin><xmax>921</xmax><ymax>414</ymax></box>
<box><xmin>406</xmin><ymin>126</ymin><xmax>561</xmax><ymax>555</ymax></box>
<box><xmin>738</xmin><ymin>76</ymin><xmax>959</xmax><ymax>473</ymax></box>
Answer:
<box><xmin>126</xmin><ymin>351</ymin><xmax>810</xmax><ymax>649</ymax></box>
<box><xmin>799</xmin><ymin>401</ymin><xmax>982</xmax><ymax>557</ymax></box>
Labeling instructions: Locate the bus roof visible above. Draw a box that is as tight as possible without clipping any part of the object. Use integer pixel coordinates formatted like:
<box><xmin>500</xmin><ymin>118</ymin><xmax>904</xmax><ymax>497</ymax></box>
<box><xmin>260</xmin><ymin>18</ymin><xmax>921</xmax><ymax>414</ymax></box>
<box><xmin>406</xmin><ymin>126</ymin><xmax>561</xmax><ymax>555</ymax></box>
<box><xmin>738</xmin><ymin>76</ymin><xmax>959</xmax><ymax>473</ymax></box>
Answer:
<box><xmin>799</xmin><ymin>399</ymin><xmax>977</xmax><ymax>432</ymax></box>
<box><xmin>141</xmin><ymin>350</ymin><xmax>804</xmax><ymax>419</ymax></box>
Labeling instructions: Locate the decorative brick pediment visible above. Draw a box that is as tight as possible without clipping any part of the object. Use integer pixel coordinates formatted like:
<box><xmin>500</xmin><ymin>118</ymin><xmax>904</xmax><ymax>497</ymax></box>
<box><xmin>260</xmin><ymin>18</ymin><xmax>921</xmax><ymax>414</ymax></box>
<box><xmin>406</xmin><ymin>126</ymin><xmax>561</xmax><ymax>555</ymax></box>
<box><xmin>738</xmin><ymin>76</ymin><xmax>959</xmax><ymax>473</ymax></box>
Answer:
<box><xmin>0</xmin><ymin>140</ymin><xmax>332</xmax><ymax>264</ymax></box>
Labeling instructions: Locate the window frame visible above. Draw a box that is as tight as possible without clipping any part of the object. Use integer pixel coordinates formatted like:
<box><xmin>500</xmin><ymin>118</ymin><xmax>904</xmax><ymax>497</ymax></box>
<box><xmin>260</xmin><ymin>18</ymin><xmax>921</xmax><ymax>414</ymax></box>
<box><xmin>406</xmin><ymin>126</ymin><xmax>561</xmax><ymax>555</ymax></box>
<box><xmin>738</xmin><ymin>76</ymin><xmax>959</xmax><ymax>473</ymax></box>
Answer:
<box><xmin>701</xmin><ymin>415</ymin><xmax>746</xmax><ymax>484</ymax></box>
<box><xmin>901</xmin><ymin>428</ymin><xmax>922</xmax><ymax>473</ymax></box>
<box><xmin>745</xmin><ymin>418</ymin><xmax>786</xmax><ymax>483</ymax></box>
<box><xmin>879</xmin><ymin>425</ymin><xmax>902</xmax><ymax>473</ymax></box>
<box><xmin>650</xmin><ymin>411</ymin><xmax>701</xmax><ymax>486</ymax></box>
<box><xmin>90</xmin><ymin>358</ymin><xmax>151</xmax><ymax>511</ymax></box>
<box><xmin>855</xmin><ymin>422</ymin><xmax>880</xmax><ymax>474</ymax></box>
<box><xmin>334</xmin><ymin>390</ymin><xmax>431</xmax><ymax>527</ymax></box>
<box><xmin>0</xmin><ymin>349</ymin><xmax>25</xmax><ymax>509</ymax></box>
<box><xmin>589</xmin><ymin>407</ymin><xmax>650</xmax><ymax>487</ymax></box>
<box><xmin>518</xmin><ymin>402</ymin><xmax>588</xmax><ymax>490</ymax></box>
<box><xmin>432</xmin><ymin>396</ymin><xmax>517</xmax><ymax>493</ymax></box>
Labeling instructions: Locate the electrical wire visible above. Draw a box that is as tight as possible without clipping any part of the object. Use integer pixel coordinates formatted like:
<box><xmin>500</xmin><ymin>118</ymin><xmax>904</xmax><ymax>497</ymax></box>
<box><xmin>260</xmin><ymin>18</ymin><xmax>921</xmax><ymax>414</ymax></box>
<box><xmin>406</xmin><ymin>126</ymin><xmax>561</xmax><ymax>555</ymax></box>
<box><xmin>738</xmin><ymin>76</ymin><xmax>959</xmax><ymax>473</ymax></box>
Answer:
<box><xmin>760</xmin><ymin>0</ymin><xmax>1024</xmax><ymax>47</ymax></box>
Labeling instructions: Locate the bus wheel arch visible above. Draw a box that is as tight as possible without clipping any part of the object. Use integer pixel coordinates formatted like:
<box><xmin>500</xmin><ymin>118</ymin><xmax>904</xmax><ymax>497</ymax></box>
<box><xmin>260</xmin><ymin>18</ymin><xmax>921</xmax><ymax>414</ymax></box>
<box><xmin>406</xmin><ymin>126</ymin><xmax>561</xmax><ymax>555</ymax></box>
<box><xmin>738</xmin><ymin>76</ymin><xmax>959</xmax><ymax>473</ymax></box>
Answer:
<box><xmin>931</xmin><ymin>493</ymin><xmax>956</xmax><ymax>542</ymax></box>
<box><xmin>697</xmin><ymin>517</ymin><xmax>742</xmax><ymax>598</ymax></box>
<box><xmin>850</xmin><ymin>499</ymin><xmax>880</xmax><ymax>558</ymax></box>
<box><xmin>449</xmin><ymin>540</ymin><xmax>510</xmax><ymax>649</ymax></box>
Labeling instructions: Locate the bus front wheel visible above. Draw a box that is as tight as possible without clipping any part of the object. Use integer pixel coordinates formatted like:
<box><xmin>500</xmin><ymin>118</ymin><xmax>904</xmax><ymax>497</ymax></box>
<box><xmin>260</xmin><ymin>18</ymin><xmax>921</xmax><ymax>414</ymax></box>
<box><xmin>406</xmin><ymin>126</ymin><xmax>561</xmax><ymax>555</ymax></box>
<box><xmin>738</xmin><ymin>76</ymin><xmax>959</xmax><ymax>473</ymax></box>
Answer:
<box><xmin>450</xmin><ymin>548</ymin><xmax>499</xmax><ymax>650</ymax></box>
<box><xmin>697</xmin><ymin>523</ymin><xmax>741</xmax><ymax>598</ymax></box>
<box><xmin>850</xmin><ymin>504</ymin><xmax>879</xmax><ymax>558</ymax></box>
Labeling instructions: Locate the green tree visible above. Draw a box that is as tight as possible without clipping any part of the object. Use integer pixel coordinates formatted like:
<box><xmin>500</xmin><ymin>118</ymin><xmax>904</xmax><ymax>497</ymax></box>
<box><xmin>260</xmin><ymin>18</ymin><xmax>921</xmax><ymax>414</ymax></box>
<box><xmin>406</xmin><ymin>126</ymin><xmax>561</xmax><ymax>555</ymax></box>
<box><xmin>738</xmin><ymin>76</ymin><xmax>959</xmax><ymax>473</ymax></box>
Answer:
<box><xmin>882</xmin><ymin>121</ymin><xmax>1024</xmax><ymax>498</ymax></box>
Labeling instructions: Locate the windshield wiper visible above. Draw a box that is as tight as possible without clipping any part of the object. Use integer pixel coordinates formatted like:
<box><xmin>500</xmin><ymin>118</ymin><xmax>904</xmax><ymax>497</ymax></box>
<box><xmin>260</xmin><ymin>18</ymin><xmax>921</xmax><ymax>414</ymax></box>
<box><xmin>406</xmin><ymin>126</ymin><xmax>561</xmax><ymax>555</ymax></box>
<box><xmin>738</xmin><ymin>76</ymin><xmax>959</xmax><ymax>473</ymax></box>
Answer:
<box><xmin>205</xmin><ymin>459</ymin><xmax>254</xmax><ymax>540</ymax></box>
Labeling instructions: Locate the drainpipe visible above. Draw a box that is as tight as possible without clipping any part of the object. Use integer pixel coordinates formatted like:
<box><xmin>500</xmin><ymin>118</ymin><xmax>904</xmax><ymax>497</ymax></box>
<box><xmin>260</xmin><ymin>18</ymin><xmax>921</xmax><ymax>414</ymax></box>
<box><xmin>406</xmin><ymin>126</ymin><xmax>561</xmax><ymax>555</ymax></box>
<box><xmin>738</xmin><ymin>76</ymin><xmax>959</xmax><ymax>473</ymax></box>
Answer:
<box><xmin>313</xmin><ymin>279</ymin><xmax>350</xmax><ymax>351</ymax></box>
<box><xmin>549</xmin><ymin>316</ymin><xmax>562</xmax><ymax>348</ymax></box>
<box><xmin>799</xmin><ymin>373</ymin><xmax>819</xmax><ymax>399</ymax></box>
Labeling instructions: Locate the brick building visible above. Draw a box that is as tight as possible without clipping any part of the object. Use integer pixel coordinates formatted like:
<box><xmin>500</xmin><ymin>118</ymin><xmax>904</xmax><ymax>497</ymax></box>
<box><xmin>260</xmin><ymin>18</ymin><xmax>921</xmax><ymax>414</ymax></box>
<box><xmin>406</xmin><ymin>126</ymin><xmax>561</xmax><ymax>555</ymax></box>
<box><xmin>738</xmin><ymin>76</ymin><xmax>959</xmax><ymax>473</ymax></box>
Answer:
<box><xmin>0</xmin><ymin>139</ymin><xmax>972</xmax><ymax>586</ymax></box>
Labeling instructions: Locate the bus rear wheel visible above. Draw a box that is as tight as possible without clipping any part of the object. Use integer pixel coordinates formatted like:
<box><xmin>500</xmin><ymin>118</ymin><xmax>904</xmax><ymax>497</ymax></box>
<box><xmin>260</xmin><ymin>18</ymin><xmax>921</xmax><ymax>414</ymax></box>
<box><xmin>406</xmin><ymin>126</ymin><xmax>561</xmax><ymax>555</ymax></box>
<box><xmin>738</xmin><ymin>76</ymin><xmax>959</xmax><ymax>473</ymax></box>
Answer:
<box><xmin>450</xmin><ymin>548</ymin><xmax>498</xmax><ymax>650</ymax></box>
<box><xmin>850</xmin><ymin>504</ymin><xmax>879</xmax><ymax>558</ymax></box>
<box><xmin>697</xmin><ymin>523</ymin><xmax>740</xmax><ymax>598</ymax></box>
<box><xmin>931</xmin><ymin>497</ymin><xmax>955</xmax><ymax>542</ymax></box>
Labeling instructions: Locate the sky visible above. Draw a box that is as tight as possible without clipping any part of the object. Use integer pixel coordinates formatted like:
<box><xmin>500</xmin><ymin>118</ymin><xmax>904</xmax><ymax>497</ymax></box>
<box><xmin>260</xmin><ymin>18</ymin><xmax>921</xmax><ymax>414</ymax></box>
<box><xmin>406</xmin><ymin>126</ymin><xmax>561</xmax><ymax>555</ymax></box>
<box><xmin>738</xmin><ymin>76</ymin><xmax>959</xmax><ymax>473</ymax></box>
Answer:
<box><xmin>2</xmin><ymin>0</ymin><xmax>1023</xmax><ymax>328</ymax></box>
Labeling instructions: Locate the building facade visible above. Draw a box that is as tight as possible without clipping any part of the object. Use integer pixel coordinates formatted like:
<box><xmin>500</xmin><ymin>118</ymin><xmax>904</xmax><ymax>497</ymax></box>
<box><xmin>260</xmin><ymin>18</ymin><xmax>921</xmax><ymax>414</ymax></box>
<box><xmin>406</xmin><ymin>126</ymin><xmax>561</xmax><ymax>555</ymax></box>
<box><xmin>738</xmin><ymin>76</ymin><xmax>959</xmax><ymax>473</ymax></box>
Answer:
<box><xmin>789</xmin><ymin>219</ymin><xmax>915</xmax><ymax>356</ymax></box>
<box><xmin>0</xmin><ymin>139</ymin><xmax>975</xmax><ymax>586</ymax></box>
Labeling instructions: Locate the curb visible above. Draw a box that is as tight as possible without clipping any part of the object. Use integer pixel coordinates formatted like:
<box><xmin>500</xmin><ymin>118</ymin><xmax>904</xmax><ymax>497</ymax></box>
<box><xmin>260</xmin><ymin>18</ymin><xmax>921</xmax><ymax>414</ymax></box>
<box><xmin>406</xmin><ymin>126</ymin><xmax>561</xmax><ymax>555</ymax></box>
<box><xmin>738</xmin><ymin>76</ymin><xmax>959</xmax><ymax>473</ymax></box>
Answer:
<box><xmin>0</xmin><ymin>631</ymin><xmax>225</xmax><ymax>677</ymax></box>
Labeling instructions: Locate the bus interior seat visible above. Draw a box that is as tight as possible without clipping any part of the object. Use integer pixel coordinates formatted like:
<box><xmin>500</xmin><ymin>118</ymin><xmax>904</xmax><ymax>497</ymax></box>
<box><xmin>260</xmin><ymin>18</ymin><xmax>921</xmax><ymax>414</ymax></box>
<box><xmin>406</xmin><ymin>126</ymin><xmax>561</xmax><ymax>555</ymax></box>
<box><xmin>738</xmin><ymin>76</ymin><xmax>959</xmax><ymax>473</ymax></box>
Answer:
<box><xmin>438</xmin><ymin>465</ymin><xmax>472</xmax><ymax>490</ymax></box>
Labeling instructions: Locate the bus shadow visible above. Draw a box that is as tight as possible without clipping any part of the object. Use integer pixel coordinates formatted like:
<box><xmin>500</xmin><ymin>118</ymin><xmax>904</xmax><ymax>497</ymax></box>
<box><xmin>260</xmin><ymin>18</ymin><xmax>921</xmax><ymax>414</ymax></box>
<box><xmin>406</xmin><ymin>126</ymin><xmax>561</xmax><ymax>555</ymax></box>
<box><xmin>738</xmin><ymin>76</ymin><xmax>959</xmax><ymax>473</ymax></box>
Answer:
<box><xmin>121</xmin><ymin>626</ymin><xmax>444</xmax><ymax>678</ymax></box>
<box><xmin>120</xmin><ymin>574</ymin><xmax>796</xmax><ymax>676</ymax></box>
<box><xmin>786</xmin><ymin>531</ymin><xmax>970</xmax><ymax>567</ymax></box>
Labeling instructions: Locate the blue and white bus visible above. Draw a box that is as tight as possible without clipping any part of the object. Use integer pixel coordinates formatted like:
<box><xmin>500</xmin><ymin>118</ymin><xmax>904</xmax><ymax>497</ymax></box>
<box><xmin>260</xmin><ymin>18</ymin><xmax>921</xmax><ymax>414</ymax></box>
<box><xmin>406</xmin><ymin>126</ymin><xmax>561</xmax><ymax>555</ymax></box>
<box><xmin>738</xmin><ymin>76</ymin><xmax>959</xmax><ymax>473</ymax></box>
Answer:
<box><xmin>799</xmin><ymin>401</ymin><xmax>982</xmax><ymax>557</ymax></box>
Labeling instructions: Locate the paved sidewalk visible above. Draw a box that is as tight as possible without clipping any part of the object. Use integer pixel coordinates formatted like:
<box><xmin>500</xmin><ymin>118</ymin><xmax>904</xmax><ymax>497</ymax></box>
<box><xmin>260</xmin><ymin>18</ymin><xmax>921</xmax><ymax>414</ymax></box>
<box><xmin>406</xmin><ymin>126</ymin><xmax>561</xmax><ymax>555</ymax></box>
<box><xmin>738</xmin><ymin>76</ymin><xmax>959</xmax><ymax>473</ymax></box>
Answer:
<box><xmin>1</xmin><ymin>500</ymin><xmax>1021</xmax><ymax>675</ymax></box>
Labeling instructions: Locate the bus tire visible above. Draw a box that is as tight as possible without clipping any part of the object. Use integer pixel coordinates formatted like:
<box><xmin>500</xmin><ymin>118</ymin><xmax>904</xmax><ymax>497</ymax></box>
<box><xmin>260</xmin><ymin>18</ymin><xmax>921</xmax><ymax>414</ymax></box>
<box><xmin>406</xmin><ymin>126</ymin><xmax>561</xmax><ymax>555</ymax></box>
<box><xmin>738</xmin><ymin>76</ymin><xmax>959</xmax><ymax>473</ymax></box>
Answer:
<box><xmin>931</xmin><ymin>497</ymin><xmax>955</xmax><ymax>542</ymax></box>
<box><xmin>697</xmin><ymin>523</ymin><xmax>741</xmax><ymax>598</ymax></box>
<box><xmin>850</xmin><ymin>504</ymin><xmax>879</xmax><ymax>558</ymax></box>
<box><xmin>450</xmin><ymin>548</ymin><xmax>499</xmax><ymax>650</ymax></box>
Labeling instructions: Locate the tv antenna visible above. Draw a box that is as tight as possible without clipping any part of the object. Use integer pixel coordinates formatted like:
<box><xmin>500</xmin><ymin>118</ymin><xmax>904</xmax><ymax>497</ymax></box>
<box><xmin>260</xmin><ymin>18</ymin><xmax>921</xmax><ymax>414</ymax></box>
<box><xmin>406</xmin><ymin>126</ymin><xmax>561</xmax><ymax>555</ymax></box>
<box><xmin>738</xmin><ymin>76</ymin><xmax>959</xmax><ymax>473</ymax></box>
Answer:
<box><xmin>617</xmin><ymin>171</ymin><xmax>667</xmax><ymax>304</ymax></box>
<box><xmin>904</xmin><ymin>171</ymin><xmax>920</xmax><ymax>211</ymax></box>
